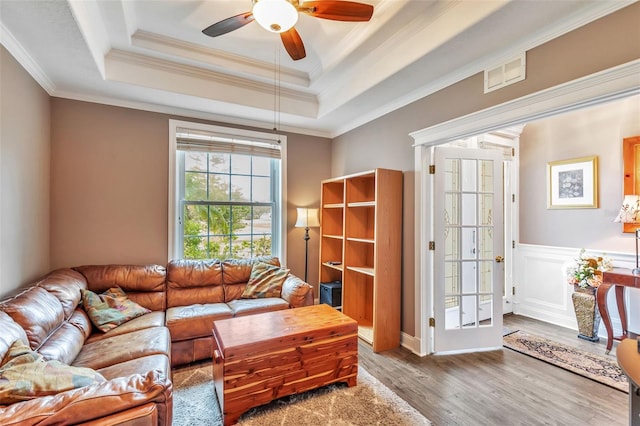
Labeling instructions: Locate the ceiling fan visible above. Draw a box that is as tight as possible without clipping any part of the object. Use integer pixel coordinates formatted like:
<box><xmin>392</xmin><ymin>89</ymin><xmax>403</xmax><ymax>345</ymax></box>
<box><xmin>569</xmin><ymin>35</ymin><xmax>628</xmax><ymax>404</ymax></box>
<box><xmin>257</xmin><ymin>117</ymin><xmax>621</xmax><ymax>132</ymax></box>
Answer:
<box><xmin>202</xmin><ymin>0</ymin><xmax>374</xmax><ymax>61</ymax></box>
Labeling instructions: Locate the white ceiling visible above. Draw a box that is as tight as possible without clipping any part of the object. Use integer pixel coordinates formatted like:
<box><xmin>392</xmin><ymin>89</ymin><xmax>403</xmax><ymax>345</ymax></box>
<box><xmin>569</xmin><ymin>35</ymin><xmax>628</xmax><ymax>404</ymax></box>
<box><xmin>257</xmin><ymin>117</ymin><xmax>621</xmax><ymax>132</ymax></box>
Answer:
<box><xmin>0</xmin><ymin>0</ymin><xmax>632</xmax><ymax>137</ymax></box>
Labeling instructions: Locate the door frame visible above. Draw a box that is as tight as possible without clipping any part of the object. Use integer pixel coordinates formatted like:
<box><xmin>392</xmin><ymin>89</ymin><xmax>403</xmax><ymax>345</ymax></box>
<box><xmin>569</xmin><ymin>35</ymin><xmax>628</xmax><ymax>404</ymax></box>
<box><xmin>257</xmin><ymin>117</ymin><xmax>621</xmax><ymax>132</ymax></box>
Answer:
<box><xmin>410</xmin><ymin>61</ymin><xmax>639</xmax><ymax>356</ymax></box>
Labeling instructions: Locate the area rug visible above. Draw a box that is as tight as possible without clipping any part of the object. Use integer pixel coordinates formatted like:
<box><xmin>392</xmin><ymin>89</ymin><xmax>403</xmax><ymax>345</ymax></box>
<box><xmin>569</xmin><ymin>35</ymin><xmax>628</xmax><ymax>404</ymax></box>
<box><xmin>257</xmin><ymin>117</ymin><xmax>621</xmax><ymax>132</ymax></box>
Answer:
<box><xmin>503</xmin><ymin>330</ymin><xmax>628</xmax><ymax>393</ymax></box>
<box><xmin>172</xmin><ymin>363</ymin><xmax>431</xmax><ymax>425</ymax></box>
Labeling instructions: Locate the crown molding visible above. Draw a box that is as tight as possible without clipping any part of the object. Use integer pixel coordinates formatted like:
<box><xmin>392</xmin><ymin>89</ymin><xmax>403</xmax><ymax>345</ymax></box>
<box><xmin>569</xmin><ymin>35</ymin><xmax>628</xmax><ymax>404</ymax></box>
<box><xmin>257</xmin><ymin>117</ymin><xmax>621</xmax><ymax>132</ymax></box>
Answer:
<box><xmin>0</xmin><ymin>22</ymin><xmax>56</xmax><ymax>94</ymax></box>
<box><xmin>131</xmin><ymin>30</ymin><xmax>310</xmax><ymax>88</ymax></box>
<box><xmin>51</xmin><ymin>89</ymin><xmax>332</xmax><ymax>139</ymax></box>
<box><xmin>410</xmin><ymin>60</ymin><xmax>640</xmax><ymax>146</ymax></box>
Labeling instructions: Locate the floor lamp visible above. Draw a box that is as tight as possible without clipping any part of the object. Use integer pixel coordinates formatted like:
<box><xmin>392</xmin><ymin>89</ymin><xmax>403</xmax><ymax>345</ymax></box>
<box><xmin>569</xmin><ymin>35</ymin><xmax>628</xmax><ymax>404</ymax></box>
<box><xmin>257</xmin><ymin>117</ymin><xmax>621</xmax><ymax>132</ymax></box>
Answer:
<box><xmin>614</xmin><ymin>195</ymin><xmax>640</xmax><ymax>274</ymax></box>
<box><xmin>295</xmin><ymin>207</ymin><xmax>320</xmax><ymax>283</ymax></box>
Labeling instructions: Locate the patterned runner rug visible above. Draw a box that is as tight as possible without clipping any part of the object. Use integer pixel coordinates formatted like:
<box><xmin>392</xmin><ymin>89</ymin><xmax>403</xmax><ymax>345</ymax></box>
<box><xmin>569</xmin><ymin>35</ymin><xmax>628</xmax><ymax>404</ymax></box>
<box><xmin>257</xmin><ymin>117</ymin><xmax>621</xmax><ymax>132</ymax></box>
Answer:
<box><xmin>172</xmin><ymin>362</ymin><xmax>431</xmax><ymax>425</ymax></box>
<box><xmin>503</xmin><ymin>330</ymin><xmax>628</xmax><ymax>393</ymax></box>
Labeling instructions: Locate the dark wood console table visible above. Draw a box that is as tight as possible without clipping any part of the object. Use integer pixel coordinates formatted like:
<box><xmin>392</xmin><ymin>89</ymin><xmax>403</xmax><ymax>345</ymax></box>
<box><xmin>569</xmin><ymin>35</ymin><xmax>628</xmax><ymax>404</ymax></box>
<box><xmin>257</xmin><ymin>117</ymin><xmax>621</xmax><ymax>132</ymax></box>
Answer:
<box><xmin>600</xmin><ymin>268</ymin><xmax>639</xmax><ymax>353</ymax></box>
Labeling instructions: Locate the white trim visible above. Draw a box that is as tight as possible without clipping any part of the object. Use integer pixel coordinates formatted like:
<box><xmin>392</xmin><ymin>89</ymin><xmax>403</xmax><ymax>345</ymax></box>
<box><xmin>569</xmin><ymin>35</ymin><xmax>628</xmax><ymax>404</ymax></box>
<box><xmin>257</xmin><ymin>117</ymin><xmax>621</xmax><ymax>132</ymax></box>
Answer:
<box><xmin>0</xmin><ymin>23</ymin><xmax>56</xmax><ymax>94</ymax></box>
<box><xmin>411</xmin><ymin>60</ymin><xmax>640</xmax><ymax>146</ymax></box>
<box><xmin>167</xmin><ymin>119</ymin><xmax>288</xmax><ymax>263</ymax></box>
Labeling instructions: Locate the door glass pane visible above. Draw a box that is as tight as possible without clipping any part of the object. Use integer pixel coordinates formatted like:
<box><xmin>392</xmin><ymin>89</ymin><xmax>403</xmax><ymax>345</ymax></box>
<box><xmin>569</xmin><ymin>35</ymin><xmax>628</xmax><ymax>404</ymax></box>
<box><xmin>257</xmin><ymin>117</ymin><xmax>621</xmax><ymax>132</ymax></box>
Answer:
<box><xmin>461</xmin><ymin>194</ymin><xmax>476</xmax><ymax>225</ymax></box>
<box><xmin>478</xmin><ymin>228</ymin><xmax>493</xmax><ymax>259</ymax></box>
<box><xmin>444</xmin><ymin>159</ymin><xmax>460</xmax><ymax>191</ymax></box>
<box><xmin>479</xmin><ymin>193</ymin><xmax>493</xmax><ymax>226</ymax></box>
<box><xmin>445</xmin><ymin>296</ymin><xmax>460</xmax><ymax>330</ymax></box>
<box><xmin>461</xmin><ymin>159</ymin><xmax>477</xmax><ymax>192</ymax></box>
<box><xmin>444</xmin><ymin>227</ymin><xmax>459</xmax><ymax>261</ymax></box>
<box><xmin>461</xmin><ymin>262</ymin><xmax>476</xmax><ymax>293</ymax></box>
<box><xmin>480</xmin><ymin>300</ymin><xmax>493</xmax><ymax>327</ymax></box>
<box><xmin>444</xmin><ymin>193</ymin><xmax>459</xmax><ymax>225</ymax></box>
<box><xmin>461</xmin><ymin>228</ymin><xmax>476</xmax><ymax>260</ymax></box>
<box><xmin>444</xmin><ymin>262</ymin><xmax>459</xmax><ymax>297</ymax></box>
<box><xmin>479</xmin><ymin>160</ymin><xmax>493</xmax><ymax>192</ymax></box>
<box><xmin>479</xmin><ymin>261</ymin><xmax>492</xmax><ymax>294</ymax></box>
<box><xmin>461</xmin><ymin>295</ymin><xmax>477</xmax><ymax>328</ymax></box>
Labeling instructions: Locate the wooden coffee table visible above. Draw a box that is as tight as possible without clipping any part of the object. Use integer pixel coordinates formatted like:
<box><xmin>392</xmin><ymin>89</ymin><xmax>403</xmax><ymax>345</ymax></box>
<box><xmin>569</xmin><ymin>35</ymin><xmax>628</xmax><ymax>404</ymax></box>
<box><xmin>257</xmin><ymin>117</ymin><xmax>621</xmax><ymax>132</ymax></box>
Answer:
<box><xmin>212</xmin><ymin>304</ymin><xmax>358</xmax><ymax>425</ymax></box>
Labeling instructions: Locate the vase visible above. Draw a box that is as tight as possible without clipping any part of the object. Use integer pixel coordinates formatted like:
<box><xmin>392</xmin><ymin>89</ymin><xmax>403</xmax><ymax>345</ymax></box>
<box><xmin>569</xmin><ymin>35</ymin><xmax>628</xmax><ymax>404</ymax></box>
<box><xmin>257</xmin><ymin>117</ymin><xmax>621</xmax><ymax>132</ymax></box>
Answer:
<box><xmin>571</xmin><ymin>285</ymin><xmax>600</xmax><ymax>342</ymax></box>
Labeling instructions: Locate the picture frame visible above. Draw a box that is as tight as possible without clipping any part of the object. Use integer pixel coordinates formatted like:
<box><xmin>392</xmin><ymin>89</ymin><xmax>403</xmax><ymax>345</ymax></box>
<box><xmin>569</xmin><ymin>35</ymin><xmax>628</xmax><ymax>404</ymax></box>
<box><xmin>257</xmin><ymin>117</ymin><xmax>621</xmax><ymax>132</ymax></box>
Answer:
<box><xmin>547</xmin><ymin>156</ymin><xmax>598</xmax><ymax>209</ymax></box>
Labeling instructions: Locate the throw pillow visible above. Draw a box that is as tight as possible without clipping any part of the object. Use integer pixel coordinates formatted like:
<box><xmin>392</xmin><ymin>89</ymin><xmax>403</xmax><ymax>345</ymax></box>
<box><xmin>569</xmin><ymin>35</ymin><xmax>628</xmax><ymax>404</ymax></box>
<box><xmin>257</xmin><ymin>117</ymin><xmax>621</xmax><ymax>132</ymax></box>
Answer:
<box><xmin>241</xmin><ymin>262</ymin><xmax>289</xmax><ymax>299</ymax></box>
<box><xmin>0</xmin><ymin>340</ymin><xmax>105</xmax><ymax>404</ymax></box>
<box><xmin>81</xmin><ymin>286</ymin><xmax>151</xmax><ymax>332</ymax></box>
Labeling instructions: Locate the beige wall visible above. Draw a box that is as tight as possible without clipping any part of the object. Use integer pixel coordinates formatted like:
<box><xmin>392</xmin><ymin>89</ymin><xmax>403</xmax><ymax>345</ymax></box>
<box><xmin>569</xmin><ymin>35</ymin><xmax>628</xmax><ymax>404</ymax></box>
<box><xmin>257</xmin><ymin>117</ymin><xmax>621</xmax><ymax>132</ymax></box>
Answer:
<box><xmin>331</xmin><ymin>3</ymin><xmax>640</xmax><ymax>336</ymax></box>
<box><xmin>0</xmin><ymin>46</ymin><xmax>51</xmax><ymax>295</ymax></box>
<box><xmin>50</xmin><ymin>98</ymin><xmax>331</xmax><ymax>295</ymax></box>
<box><xmin>520</xmin><ymin>95</ymin><xmax>640</xmax><ymax>251</ymax></box>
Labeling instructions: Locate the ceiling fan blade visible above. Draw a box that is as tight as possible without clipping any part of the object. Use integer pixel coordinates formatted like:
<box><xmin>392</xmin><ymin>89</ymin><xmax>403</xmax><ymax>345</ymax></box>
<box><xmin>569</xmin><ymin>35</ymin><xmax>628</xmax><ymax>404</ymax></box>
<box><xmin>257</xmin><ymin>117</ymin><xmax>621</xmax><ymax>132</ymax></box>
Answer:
<box><xmin>202</xmin><ymin>12</ymin><xmax>254</xmax><ymax>37</ymax></box>
<box><xmin>280</xmin><ymin>28</ymin><xmax>306</xmax><ymax>61</ymax></box>
<box><xmin>299</xmin><ymin>1</ymin><xmax>373</xmax><ymax>21</ymax></box>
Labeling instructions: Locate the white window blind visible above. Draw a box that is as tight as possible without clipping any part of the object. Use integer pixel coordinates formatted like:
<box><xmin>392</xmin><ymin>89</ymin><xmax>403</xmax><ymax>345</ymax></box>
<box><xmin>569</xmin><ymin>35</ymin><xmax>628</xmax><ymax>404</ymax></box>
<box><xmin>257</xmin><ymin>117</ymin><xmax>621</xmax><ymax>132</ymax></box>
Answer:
<box><xmin>176</xmin><ymin>128</ymin><xmax>281</xmax><ymax>159</ymax></box>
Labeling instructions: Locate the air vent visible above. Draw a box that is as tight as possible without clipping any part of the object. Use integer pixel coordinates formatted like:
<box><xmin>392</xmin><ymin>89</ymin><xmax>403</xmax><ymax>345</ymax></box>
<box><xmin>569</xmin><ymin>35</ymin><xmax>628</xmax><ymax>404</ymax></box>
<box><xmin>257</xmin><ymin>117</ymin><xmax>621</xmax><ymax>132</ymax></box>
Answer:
<box><xmin>484</xmin><ymin>53</ymin><xmax>526</xmax><ymax>93</ymax></box>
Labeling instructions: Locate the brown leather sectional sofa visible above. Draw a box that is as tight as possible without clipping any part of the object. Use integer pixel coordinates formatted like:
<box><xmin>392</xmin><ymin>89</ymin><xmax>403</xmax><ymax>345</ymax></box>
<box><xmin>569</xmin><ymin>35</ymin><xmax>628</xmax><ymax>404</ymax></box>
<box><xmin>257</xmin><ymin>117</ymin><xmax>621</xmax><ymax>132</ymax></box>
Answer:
<box><xmin>0</xmin><ymin>257</ymin><xmax>314</xmax><ymax>425</ymax></box>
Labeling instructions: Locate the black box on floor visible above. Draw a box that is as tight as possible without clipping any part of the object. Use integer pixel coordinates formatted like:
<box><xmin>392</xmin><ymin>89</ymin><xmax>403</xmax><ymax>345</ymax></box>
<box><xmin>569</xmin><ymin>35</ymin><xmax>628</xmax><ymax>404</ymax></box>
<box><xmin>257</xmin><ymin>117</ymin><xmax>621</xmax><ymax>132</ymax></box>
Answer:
<box><xmin>320</xmin><ymin>281</ymin><xmax>342</xmax><ymax>308</ymax></box>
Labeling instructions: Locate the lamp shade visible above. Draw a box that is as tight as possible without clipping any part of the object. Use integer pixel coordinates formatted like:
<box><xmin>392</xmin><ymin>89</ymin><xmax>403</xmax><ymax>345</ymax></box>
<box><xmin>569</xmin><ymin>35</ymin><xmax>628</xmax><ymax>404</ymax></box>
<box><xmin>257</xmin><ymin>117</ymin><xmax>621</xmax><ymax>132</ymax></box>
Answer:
<box><xmin>253</xmin><ymin>0</ymin><xmax>298</xmax><ymax>33</ymax></box>
<box><xmin>295</xmin><ymin>208</ymin><xmax>320</xmax><ymax>228</ymax></box>
<box><xmin>614</xmin><ymin>195</ymin><xmax>640</xmax><ymax>223</ymax></box>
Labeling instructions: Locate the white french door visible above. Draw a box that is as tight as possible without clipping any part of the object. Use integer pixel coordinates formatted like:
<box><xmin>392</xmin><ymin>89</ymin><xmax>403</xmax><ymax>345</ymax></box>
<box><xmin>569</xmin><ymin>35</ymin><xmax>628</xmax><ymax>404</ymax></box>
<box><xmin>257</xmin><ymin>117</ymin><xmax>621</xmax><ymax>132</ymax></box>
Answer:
<box><xmin>433</xmin><ymin>147</ymin><xmax>504</xmax><ymax>353</ymax></box>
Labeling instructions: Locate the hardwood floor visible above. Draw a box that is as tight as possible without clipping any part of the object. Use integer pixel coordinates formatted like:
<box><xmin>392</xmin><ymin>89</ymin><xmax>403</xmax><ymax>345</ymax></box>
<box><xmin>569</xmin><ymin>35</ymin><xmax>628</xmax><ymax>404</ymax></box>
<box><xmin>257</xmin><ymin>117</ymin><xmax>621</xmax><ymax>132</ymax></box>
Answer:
<box><xmin>358</xmin><ymin>314</ymin><xmax>628</xmax><ymax>426</ymax></box>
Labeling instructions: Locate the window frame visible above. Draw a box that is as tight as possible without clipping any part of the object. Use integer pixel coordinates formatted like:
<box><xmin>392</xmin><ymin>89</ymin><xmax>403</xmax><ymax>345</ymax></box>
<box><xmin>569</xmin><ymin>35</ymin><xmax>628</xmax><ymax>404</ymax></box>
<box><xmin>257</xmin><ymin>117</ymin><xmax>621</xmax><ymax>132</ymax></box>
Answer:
<box><xmin>168</xmin><ymin>119</ymin><xmax>287</xmax><ymax>262</ymax></box>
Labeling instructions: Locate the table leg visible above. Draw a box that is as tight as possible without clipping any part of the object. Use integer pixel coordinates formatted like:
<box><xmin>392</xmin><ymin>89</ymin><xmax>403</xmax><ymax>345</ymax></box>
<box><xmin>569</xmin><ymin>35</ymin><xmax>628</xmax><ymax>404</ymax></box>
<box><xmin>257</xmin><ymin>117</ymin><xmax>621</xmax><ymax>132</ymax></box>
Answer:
<box><xmin>596</xmin><ymin>283</ymin><xmax>614</xmax><ymax>354</ymax></box>
<box><xmin>615</xmin><ymin>285</ymin><xmax>628</xmax><ymax>338</ymax></box>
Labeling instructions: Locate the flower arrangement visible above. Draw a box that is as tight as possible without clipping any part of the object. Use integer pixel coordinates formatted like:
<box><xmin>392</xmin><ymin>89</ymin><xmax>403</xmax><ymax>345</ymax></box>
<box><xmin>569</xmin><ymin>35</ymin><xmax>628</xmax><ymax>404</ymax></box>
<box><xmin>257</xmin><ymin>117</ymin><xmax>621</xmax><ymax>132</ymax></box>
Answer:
<box><xmin>562</xmin><ymin>249</ymin><xmax>613</xmax><ymax>289</ymax></box>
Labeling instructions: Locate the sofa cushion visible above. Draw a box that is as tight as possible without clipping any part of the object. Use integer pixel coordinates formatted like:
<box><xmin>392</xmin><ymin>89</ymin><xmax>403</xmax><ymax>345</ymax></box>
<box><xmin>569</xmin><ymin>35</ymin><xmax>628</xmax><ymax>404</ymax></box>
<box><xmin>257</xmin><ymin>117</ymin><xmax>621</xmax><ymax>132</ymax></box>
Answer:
<box><xmin>96</xmin><ymin>354</ymin><xmax>170</xmax><ymax>382</ymax></box>
<box><xmin>241</xmin><ymin>262</ymin><xmax>289</xmax><ymax>299</ymax></box>
<box><xmin>281</xmin><ymin>275</ymin><xmax>314</xmax><ymax>308</ymax></box>
<box><xmin>37</xmin><ymin>310</ymin><xmax>92</xmax><ymax>365</ymax></box>
<box><xmin>0</xmin><ymin>340</ymin><xmax>105</xmax><ymax>404</ymax></box>
<box><xmin>0</xmin><ymin>286</ymin><xmax>65</xmax><ymax>350</ymax></box>
<box><xmin>166</xmin><ymin>259</ymin><xmax>225</xmax><ymax>307</ymax></box>
<box><xmin>81</xmin><ymin>287</ymin><xmax>151</xmax><ymax>332</ymax></box>
<box><xmin>85</xmin><ymin>311</ymin><xmax>166</xmax><ymax>344</ymax></box>
<box><xmin>37</xmin><ymin>269</ymin><xmax>87</xmax><ymax>320</ymax></box>
<box><xmin>227</xmin><ymin>298</ymin><xmax>289</xmax><ymax>317</ymax></box>
<box><xmin>74</xmin><ymin>264</ymin><xmax>167</xmax><ymax>311</ymax></box>
<box><xmin>166</xmin><ymin>304</ymin><xmax>233</xmax><ymax>341</ymax></box>
<box><xmin>0</xmin><ymin>311</ymin><xmax>29</xmax><ymax>364</ymax></box>
<box><xmin>72</xmin><ymin>327</ymin><xmax>171</xmax><ymax>371</ymax></box>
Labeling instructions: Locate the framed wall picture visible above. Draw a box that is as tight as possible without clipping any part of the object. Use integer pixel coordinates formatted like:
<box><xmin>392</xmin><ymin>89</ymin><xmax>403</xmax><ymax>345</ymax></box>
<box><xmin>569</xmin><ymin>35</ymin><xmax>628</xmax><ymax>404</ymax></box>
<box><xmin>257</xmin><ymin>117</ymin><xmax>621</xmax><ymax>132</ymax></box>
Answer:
<box><xmin>547</xmin><ymin>156</ymin><xmax>598</xmax><ymax>209</ymax></box>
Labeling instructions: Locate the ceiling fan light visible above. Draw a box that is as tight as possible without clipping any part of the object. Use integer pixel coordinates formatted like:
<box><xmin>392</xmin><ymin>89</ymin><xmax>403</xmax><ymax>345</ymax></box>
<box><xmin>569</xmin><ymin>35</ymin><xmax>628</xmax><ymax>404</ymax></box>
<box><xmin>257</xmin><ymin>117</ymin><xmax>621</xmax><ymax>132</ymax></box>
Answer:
<box><xmin>253</xmin><ymin>0</ymin><xmax>298</xmax><ymax>33</ymax></box>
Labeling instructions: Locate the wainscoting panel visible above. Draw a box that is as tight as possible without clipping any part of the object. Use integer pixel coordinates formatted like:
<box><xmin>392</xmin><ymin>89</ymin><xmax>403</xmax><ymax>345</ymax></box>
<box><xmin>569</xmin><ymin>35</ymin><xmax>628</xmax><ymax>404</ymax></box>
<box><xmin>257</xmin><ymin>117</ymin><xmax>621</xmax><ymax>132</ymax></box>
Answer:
<box><xmin>514</xmin><ymin>244</ymin><xmax>640</xmax><ymax>338</ymax></box>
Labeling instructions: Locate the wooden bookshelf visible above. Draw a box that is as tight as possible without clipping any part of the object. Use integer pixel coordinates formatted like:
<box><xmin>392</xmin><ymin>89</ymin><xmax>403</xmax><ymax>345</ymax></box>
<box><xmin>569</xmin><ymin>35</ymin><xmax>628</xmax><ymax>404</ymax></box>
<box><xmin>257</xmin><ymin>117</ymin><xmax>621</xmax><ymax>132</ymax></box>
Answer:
<box><xmin>318</xmin><ymin>169</ymin><xmax>402</xmax><ymax>352</ymax></box>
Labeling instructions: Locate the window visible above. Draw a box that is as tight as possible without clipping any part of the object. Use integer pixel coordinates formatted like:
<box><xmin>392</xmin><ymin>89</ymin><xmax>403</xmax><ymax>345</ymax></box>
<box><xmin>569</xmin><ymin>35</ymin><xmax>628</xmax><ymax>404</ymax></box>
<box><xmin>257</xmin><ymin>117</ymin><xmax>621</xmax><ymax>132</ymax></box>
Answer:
<box><xmin>168</xmin><ymin>120</ymin><xmax>286</xmax><ymax>261</ymax></box>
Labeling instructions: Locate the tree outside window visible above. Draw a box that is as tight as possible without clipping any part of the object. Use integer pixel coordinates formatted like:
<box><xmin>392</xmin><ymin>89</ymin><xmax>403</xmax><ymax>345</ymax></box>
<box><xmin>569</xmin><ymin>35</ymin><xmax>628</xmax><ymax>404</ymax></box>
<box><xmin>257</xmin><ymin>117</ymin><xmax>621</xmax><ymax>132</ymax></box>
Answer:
<box><xmin>181</xmin><ymin>151</ymin><xmax>275</xmax><ymax>259</ymax></box>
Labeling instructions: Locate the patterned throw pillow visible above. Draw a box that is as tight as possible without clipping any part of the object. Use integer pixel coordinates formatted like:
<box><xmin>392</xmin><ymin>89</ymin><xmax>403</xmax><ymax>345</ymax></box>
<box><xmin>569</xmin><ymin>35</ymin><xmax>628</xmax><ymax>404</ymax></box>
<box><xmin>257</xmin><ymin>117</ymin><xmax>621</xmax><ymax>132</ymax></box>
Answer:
<box><xmin>81</xmin><ymin>286</ymin><xmax>151</xmax><ymax>332</ymax></box>
<box><xmin>0</xmin><ymin>340</ymin><xmax>105</xmax><ymax>404</ymax></box>
<box><xmin>241</xmin><ymin>262</ymin><xmax>289</xmax><ymax>299</ymax></box>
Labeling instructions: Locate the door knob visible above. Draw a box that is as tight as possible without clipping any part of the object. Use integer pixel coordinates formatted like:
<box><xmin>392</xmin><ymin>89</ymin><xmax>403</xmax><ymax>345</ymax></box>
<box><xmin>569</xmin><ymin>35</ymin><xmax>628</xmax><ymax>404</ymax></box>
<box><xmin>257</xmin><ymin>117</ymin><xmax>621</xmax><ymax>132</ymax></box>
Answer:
<box><xmin>495</xmin><ymin>256</ymin><xmax>504</xmax><ymax>263</ymax></box>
